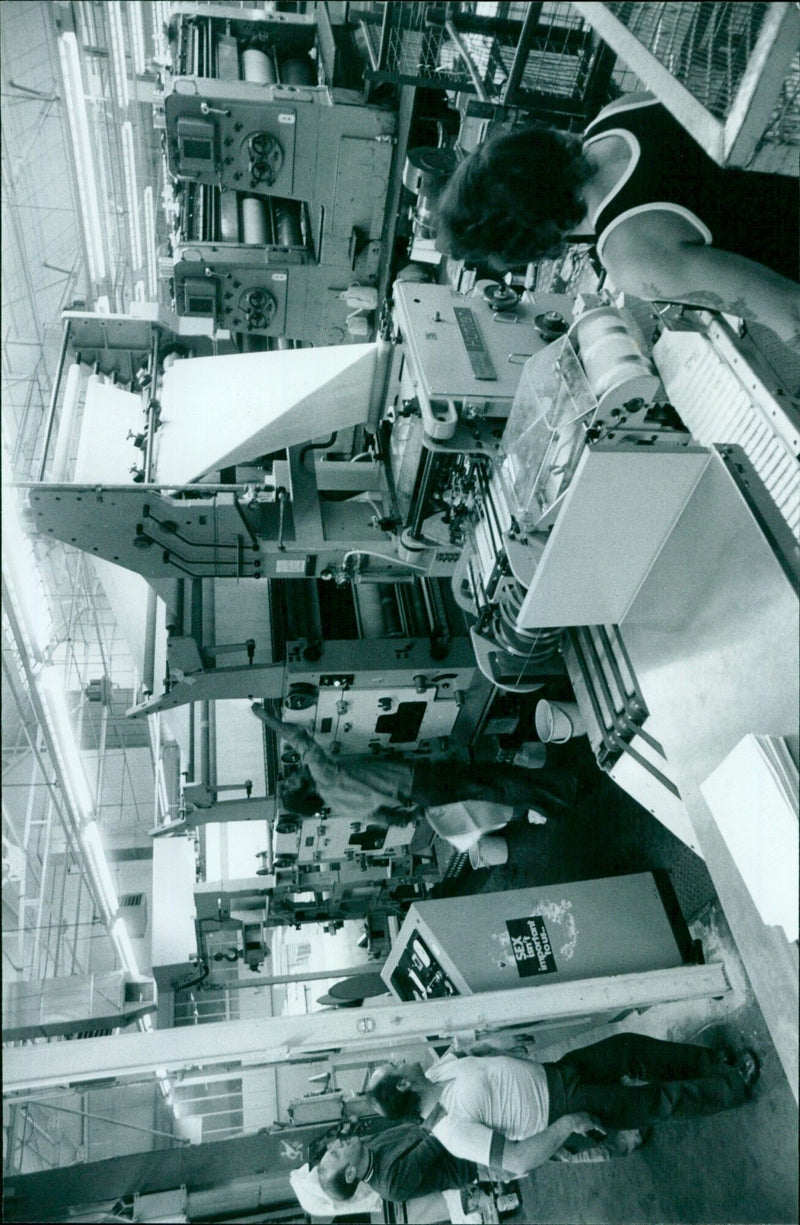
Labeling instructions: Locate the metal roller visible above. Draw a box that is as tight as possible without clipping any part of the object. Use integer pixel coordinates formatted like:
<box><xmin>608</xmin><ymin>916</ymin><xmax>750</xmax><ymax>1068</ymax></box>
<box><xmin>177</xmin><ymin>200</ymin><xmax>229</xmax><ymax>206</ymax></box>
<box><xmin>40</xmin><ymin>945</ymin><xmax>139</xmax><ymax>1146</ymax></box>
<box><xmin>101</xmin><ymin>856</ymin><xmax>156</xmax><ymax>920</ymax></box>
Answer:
<box><xmin>353</xmin><ymin>585</ymin><xmax>387</xmax><ymax>639</ymax></box>
<box><xmin>274</xmin><ymin>201</ymin><xmax>301</xmax><ymax>247</ymax></box>
<box><xmin>243</xmin><ymin>46</ymin><xmax>276</xmax><ymax>84</ymax></box>
<box><xmin>160</xmin><ymin>741</ymin><xmax>183</xmax><ymax>822</ymax></box>
<box><xmin>242</xmin><ymin>195</ymin><xmax>268</xmax><ymax>245</ymax></box>
<box><xmin>570</xmin><ymin>307</ymin><xmax>655</xmax><ymax>403</ymax></box>
<box><xmin>281</xmin><ymin>54</ymin><xmax>315</xmax><ymax>85</ymax></box>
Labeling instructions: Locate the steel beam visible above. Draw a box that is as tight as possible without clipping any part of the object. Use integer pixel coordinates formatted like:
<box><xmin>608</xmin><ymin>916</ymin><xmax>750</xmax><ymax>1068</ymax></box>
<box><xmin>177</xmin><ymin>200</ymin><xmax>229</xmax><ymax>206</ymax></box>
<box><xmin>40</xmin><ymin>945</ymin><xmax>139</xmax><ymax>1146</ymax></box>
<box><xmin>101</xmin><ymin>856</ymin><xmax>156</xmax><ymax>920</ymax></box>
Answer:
<box><xmin>4</xmin><ymin>963</ymin><xmax>730</xmax><ymax>1093</ymax></box>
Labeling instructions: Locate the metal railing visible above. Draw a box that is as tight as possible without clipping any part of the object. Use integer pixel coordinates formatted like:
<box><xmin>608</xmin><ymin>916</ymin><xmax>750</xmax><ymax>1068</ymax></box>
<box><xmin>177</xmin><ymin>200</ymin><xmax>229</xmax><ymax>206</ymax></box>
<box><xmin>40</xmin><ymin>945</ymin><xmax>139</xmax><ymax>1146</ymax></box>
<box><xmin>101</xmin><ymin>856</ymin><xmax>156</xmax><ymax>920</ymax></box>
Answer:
<box><xmin>359</xmin><ymin>2</ymin><xmax>617</xmax><ymax>121</ymax></box>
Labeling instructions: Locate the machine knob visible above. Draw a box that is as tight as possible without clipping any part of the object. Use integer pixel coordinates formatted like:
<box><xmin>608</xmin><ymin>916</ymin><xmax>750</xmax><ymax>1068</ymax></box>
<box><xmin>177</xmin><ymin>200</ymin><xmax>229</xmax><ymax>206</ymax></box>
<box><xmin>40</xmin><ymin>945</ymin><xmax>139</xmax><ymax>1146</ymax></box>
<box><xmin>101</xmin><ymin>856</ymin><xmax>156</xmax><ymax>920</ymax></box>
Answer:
<box><xmin>247</xmin><ymin>131</ymin><xmax>283</xmax><ymax>185</ymax></box>
<box><xmin>483</xmin><ymin>283</ymin><xmax>519</xmax><ymax>312</ymax></box>
<box><xmin>534</xmin><ymin>311</ymin><xmax>569</xmax><ymax>340</ymax></box>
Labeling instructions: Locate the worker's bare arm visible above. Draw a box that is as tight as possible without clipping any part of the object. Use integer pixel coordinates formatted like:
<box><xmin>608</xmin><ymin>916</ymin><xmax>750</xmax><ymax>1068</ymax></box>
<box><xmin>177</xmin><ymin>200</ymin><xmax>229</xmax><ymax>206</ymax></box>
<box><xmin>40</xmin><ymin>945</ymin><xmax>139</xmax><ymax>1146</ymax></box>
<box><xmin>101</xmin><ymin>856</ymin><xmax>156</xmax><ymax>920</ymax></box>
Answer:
<box><xmin>251</xmin><ymin>703</ymin><xmax>304</xmax><ymax>742</ymax></box>
<box><xmin>500</xmin><ymin>1113</ymin><xmax>606</xmax><ymax>1176</ymax></box>
<box><xmin>602</xmin><ymin>211</ymin><xmax>800</xmax><ymax>349</ymax></box>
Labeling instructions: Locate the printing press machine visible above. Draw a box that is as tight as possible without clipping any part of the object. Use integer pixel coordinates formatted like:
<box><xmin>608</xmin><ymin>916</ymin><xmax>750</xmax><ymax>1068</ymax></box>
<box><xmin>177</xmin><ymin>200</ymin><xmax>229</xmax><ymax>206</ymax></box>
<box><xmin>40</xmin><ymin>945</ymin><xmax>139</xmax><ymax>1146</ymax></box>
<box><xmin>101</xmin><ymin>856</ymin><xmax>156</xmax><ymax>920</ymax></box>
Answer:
<box><xmin>19</xmin><ymin>274</ymin><xmax>799</xmax><ymax>1073</ymax></box>
<box><xmin>157</xmin><ymin>3</ymin><xmax>397</xmax><ymax>345</ymax></box>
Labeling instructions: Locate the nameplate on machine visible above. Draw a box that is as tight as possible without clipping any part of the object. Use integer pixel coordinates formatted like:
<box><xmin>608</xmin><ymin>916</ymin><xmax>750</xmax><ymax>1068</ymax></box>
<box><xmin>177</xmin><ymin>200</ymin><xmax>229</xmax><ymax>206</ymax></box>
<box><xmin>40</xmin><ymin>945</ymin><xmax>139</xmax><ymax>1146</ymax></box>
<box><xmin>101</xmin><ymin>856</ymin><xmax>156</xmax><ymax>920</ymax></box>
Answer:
<box><xmin>453</xmin><ymin>307</ymin><xmax>497</xmax><ymax>381</ymax></box>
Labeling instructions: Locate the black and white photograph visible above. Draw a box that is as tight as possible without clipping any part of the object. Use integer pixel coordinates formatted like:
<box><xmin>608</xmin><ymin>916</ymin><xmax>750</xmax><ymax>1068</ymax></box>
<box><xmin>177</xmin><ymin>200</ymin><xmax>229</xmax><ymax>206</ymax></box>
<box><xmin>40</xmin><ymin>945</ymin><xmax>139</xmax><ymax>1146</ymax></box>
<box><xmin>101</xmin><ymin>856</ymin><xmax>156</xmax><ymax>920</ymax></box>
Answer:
<box><xmin>2</xmin><ymin>3</ymin><xmax>798</xmax><ymax>1223</ymax></box>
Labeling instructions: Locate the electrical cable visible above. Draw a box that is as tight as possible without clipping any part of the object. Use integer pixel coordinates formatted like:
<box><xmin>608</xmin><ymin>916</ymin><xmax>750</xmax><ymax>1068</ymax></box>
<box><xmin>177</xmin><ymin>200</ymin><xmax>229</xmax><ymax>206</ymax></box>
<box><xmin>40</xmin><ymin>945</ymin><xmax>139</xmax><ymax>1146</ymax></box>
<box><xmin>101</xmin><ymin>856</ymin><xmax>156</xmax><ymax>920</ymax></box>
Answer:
<box><xmin>299</xmin><ymin>432</ymin><xmax>337</xmax><ymax>467</ymax></box>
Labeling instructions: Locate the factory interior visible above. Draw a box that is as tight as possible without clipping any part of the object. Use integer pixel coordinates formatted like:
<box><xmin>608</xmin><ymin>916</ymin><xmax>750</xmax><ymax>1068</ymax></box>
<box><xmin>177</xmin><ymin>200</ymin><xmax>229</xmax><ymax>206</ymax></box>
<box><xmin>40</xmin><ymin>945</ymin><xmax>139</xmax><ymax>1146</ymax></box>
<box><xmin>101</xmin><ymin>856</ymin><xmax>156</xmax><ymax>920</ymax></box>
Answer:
<box><xmin>1</xmin><ymin>3</ymin><xmax>799</xmax><ymax>1223</ymax></box>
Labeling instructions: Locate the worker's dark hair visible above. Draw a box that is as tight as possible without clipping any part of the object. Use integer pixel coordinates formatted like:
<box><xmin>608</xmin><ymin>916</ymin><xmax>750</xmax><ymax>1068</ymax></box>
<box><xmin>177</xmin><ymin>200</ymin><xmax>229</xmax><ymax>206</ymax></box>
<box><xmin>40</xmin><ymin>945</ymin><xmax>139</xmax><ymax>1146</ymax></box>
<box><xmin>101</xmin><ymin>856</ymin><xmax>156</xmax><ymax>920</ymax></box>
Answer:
<box><xmin>319</xmin><ymin>1160</ymin><xmax>358</xmax><ymax>1201</ymax></box>
<box><xmin>435</xmin><ymin>124</ymin><xmax>588</xmax><ymax>269</ymax></box>
<box><xmin>367</xmin><ymin>1070</ymin><xmax>422</xmax><ymax>1120</ymax></box>
<box><xmin>280</xmin><ymin>768</ymin><xmax>324</xmax><ymax>817</ymax></box>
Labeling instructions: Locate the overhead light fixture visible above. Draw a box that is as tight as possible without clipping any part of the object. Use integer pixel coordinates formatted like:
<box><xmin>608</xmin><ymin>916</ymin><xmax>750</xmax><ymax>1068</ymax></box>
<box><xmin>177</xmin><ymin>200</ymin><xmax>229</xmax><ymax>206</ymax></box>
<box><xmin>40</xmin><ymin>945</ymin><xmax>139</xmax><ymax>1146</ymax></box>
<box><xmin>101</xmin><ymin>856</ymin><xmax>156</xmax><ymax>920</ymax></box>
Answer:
<box><xmin>57</xmin><ymin>32</ymin><xmax>107</xmax><ymax>282</ymax></box>
<box><xmin>112</xmin><ymin>915</ymin><xmax>139</xmax><ymax>973</ymax></box>
<box><xmin>82</xmin><ymin>820</ymin><xmax>120</xmax><ymax>916</ymax></box>
<box><xmin>129</xmin><ymin>3</ymin><xmax>147</xmax><ymax>76</ymax></box>
<box><xmin>107</xmin><ymin>1</ymin><xmax>130</xmax><ymax>109</ymax></box>
<box><xmin>77</xmin><ymin>0</ymin><xmax>97</xmax><ymax>46</ymax></box>
<box><xmin>38</xmin><ymin>670</ymin><xmax>96</xmax><ymax>819</ymax></box>
<box><xmin>122</xmin><ymin>122</ymin><xmax>143</xmax><ymax>269</ymax></box>
<box><xmin>143</xmin><ymin>185</ymin><xmax>157</xmax><ymax>297</ymax></box>
<box><xmin>152</xmin><ymin>3</ymin><xmax>170</xmax><ymax>56</ymax></box>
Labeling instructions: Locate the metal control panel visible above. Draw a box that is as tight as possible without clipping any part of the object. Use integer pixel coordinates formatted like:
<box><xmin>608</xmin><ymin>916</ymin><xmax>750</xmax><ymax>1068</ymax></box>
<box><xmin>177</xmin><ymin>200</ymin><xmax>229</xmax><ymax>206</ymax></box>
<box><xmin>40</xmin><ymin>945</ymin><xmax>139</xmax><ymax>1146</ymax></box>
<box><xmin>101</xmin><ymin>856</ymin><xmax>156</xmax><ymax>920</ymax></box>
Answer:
<box><xmin>453</xmin><ymin>307</ymin><xmax>497</xmax><ymax>381</ymax></box>
<box><xmin>393</xmin><ymin>282</ymin><xmax>573</xmax><ymax>409</ymax></box>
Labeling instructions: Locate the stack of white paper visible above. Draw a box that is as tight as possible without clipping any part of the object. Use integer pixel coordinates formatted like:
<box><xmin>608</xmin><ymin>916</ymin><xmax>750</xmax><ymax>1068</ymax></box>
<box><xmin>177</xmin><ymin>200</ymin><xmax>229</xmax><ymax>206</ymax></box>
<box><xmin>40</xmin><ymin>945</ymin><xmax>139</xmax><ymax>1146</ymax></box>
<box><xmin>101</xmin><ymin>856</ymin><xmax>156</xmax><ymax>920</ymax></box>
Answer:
<box><xmin>700</xmin><ymin>735</ymin><xmax>799</xmax><ymax>942</ymax></box>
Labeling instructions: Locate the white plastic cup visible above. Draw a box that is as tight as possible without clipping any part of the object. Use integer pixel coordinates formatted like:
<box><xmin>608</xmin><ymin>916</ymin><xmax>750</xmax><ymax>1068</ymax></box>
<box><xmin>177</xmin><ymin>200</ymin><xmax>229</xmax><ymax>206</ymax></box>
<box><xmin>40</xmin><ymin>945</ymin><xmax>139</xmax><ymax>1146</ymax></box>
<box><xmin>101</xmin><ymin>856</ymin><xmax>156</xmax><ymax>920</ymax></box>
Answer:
<box><xmin>550</xmin><ymin>700</ymin><xmax>586</xmax><ymax>737</ymax></box>
<box><xmin>468</xmin><ymin>835</ymin><xmax>508</xmax><ymax>868</ymax></box>
<box><xmin>535</xmin><ymin>699</ymin><xmax>571</xmax><ymax>744</ymax></box>
<box><xmin>535</xmin><ymin>700</ymin><xmax>587</xmax><ymax>741</ymax></box>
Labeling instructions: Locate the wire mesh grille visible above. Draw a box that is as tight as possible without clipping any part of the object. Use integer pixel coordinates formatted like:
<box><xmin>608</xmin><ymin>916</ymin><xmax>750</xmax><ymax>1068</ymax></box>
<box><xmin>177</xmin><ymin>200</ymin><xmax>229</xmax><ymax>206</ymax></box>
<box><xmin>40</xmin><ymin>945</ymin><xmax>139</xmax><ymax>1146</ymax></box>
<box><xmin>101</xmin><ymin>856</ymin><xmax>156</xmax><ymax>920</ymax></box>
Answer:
<box><xmin>754</xmin><ymin>48</ymin><xmax>800</xmax><ymax>172</ymax></box>
<box><xmin>602</xmin><ymin>2</ymin><xmax>769</xmax><ymax>119</ymax></box>
<box><xmin>363</xmin><ymin>2</ymin><xmax>605</xmax><ymax>110</ymax></box>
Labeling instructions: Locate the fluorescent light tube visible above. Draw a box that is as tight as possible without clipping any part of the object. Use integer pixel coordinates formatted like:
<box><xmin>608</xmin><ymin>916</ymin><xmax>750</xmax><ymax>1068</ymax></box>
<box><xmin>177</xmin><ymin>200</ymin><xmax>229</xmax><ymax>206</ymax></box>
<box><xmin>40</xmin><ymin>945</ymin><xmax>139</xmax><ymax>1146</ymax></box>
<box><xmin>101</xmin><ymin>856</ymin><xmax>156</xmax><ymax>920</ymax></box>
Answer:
<box><xmin>129</xmin><ymin>3</ymin><xmax>147</xmax><ymax>76</ymax></box>
<box><xmin>58</xmin><ymin>33</ymin><xmax>106</xmax><ymax>281</ymax></box>
<box><xmin>82</xmin><ymin>820</ymin><xmax>120</xmax><ymax>914</ymax></box>
<box><xmin>143</xmin><ymin>185</ymin><xmax>157</xmax><ymax>296</ymax></box>
<box><xmin>107</xmin><ymin>1</ymin><xmax>129</xmax><ymax>109</ymax></box>
<box><xmin>112</xmin><ymin>915</ymin><xmax>139</xmax><ymax>972</ymax></box>
<box><xmin>122</xmin><ymin>122</ymin><xmax>143</xmax><ymax>269</ymax></box>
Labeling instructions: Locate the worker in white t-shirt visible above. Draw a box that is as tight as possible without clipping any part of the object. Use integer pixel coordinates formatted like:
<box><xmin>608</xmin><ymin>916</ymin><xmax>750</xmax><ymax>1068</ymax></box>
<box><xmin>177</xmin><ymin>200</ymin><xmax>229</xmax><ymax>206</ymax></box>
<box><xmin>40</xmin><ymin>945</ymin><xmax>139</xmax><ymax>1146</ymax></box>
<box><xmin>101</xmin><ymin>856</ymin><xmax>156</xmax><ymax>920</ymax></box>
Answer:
<box><xmin>366</xmin><ymin>1034</ymin><xmax>759</xmax><ymax>1176</ymax></box>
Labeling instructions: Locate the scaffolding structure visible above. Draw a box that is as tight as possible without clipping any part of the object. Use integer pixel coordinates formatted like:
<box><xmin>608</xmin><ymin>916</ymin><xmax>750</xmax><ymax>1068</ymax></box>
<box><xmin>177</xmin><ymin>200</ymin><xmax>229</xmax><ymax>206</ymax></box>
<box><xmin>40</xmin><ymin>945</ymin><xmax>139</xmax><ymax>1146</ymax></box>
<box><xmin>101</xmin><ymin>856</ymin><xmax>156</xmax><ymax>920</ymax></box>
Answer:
<box><xmin>358</xmin><ymin>1</ymin><xmax>618</xmax><ymax>122</ymax></box>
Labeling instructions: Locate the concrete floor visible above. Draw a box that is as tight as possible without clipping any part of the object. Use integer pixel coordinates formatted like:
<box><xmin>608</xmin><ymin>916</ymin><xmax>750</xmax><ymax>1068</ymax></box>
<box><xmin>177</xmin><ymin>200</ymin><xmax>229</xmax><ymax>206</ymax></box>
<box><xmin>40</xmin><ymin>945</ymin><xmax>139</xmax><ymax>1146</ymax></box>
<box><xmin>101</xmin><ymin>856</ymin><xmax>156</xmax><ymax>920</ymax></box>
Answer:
<box><xmin>441</xmin><ymin>741</ymin><xmax>799</xmax><ymax>1224</ymax></box>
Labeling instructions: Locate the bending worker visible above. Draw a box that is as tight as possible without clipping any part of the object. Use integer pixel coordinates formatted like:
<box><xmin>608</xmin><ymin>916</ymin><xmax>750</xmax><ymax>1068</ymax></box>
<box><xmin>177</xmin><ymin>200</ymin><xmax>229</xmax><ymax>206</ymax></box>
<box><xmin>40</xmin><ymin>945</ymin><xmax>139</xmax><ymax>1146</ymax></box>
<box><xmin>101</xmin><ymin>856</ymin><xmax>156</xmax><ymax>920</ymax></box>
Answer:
<box><xmin>366</xmin><ymin>1033</ymin><xmax>760</xmax><ymax>1176</ymax></box>
<box><xmin>315</xmin><ymin>1123</ymin><xmax>479</xmax><ymax>1205</ymax></box>
<box><xmin>435</xmin><ymin>92</ymin><xmax>799</xmax><ymax>349</ymax></box>
<box><xmin>251</xmin><ymin>702</ymin><xmax>576</xmax><ymax>845</ymax></box>
<box><xmin>317</xmin><ymin>1109</ymin><xmax>644</xmax><ymax>1205</ymax></box>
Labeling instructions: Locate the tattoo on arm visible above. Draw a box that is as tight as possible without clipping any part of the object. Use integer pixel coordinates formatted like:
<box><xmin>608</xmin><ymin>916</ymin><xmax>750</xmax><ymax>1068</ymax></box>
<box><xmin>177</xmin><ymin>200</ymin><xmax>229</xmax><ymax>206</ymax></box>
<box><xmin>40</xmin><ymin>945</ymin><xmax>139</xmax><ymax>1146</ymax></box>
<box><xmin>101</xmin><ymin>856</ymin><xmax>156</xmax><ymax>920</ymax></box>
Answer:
<box><xmin>639</xmin><ymin>283</ymin><xmax>757</xmax><ymax>319</ymax></box>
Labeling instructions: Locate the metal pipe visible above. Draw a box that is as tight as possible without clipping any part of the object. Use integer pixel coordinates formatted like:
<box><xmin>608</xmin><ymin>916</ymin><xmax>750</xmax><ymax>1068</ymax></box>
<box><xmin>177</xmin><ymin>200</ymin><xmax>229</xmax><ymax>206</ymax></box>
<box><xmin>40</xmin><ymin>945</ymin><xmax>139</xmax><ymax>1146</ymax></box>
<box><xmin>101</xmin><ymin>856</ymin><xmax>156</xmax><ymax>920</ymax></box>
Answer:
<box><xmin>206</xmin><ymin>963</ymin><xmax>386</xmax><ymax>990</ymax></box>
<box><xmin>37</xmin><ymin>320</ymin><xmax>72</xmax><ymax>481</ymax></box>
<box><xmin>376</xmin><ymin>0</ymin><xmax>391</xmax><ymax>72</ymax></box>
<box><xmin>142</xmin><ymin>586</ymin><xmax>157</xmax><ymax>695</ymax></box>
<box><xmin>13</xmin><ymin>482</ymin><xmax>262</xmax><ymax>493</ymax></box>
<box><xmin>24</xmin><ymin>1100</ymin><xmax>185</xmax><ymax>1144</ymax></box>
<box><xmin>444</xmin><ymin>19</ymin><xmax>489</xmax><ymax>103</ymax></box>
<box><xmin>408</xmin><ymin>449</ymin><xmax>437</xmax><ymax>540</ymax></box>
<box><xmin>202</xmin><ymin>581</ymin><xmax>216</xmax><ymax>793</ymax></box>
<box><xmin>500</xmin><ymin>2</ymin><xmax>543</xmax><ymax>105</ymax></box>
<box><xmin>143</xmin><ymin>330</ymin><xmax>159</xmax><ymax>482</ymax></box>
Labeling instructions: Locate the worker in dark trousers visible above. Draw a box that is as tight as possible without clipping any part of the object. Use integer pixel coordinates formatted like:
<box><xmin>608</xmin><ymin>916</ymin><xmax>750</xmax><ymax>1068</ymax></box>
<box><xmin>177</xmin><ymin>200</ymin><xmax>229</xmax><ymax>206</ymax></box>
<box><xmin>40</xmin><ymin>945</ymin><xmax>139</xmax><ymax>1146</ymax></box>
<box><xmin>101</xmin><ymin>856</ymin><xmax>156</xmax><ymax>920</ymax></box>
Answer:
<box><xmin>366</xmin><ymin>1034</ymin><xmax>760</xmax><ymax>1177</ymax></box>
<box><xmin>251</xmin><ymin>703</ymin><xmax>576</xmax><ymax>844</ymax></box>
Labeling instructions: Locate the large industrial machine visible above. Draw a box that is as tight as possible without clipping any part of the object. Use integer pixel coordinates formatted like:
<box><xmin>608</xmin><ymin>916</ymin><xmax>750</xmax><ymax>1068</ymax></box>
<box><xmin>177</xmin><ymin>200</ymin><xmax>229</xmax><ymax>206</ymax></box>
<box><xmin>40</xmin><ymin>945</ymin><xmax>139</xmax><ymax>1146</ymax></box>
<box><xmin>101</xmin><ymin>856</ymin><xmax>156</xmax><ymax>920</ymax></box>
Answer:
<box><xmin>22</xmin><ymin>245</ymin><xmax>799</xmax><ymax>991</ymax></box>
<box><xmin>156</xmin><ymin>3</ymin><xmax>399</xmax><ymax>346</ymax></box>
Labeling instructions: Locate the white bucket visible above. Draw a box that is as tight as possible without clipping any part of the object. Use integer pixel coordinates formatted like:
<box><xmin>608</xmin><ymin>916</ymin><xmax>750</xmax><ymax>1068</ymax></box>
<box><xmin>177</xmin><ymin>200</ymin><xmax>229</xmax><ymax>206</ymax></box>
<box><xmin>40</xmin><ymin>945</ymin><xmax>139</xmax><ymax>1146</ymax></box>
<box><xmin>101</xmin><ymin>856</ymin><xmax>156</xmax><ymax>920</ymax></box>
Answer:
<box><xmin>468</xmin><ymin>835</ymin><xmax>508</xmax><ymax>868</ymax></box>
<box><xmin>535</xmin><ymin>699</ymin><xmax>586</xmax><ymax>743</ymax></box>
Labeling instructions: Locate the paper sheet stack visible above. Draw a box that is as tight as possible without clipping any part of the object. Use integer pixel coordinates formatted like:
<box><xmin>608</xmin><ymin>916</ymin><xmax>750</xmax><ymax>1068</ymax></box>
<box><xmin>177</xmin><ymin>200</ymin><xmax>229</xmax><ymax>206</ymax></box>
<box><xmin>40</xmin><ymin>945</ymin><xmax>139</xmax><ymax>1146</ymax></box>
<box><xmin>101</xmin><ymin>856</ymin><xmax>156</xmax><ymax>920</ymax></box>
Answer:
<box><xmin>700</xmin><ymin>735</ymin><xmax>799</xmax><ymax>942</ymax></box>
